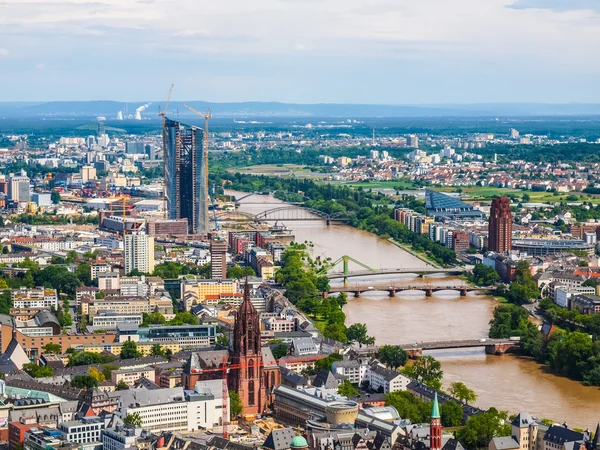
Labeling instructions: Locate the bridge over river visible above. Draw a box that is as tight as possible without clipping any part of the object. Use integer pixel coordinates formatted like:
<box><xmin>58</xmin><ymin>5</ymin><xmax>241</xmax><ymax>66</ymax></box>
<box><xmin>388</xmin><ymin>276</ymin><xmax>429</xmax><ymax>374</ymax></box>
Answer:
<box><xmin>351</xmin><ymin>338</ymin><xmax>520</xmax><ymax>359</ymax></box>
<box><xmin>326</xmin><ymin>267</ymin><xmax>464</xmax><ymax>280</ymax></box>
<box><xmin>329</xmin><ymin>284</ymin><xmax>491</xmax><ymax>297</ymax></box>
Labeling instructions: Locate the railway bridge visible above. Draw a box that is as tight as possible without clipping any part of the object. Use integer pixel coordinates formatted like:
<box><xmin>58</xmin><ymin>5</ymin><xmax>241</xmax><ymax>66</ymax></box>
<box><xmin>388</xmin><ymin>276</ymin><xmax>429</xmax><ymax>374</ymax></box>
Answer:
<box><xmin>328</xmin><ymin>284</ymin><xmax>490</xmax><ymax>297</ymax></box>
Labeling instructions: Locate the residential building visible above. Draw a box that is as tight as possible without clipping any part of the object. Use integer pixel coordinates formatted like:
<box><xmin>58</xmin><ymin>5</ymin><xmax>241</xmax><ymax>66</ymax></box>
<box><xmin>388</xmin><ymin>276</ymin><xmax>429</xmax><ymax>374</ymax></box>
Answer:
<box><xmin>12</xmin><ymin>287</ymin><xmax>58</xmax><ymax>309</ymax></box>
<box><xmin>9</xmin><ymin>418</ymin><xmax>40</xmax><ymax>450</ymax></box>
<box><xmin>98</xmin><ymin>272</ymin><xmax>120</xmax><ymax>291</ymax></box>
<box><xmin>571</xmin><ymin>294</ymin><xmax>600</xmax><ymax>315</ymax></box>
<box><xmin>111</xmin><ymin>367</ymin><xmax>155</xmax><ymax>386</ymax></box>
<box><xmin>124</xmin><ymin>233</ymin><xmax>155</xmax><ymax>275</ymax></box>
<box><xmin>210</xmin><ymin>238</ymin><xmax>228</xmax><ymax>279</ymax></box>
<box><xmin>24</xmin><ymin>428</ymin><xmax>78</xmax><ymax>450</ymax></box>
<box><xmin>58</xmin><ymin>416</ymin><xmax>104</xmax><ymax>445</ymax></box>
<box><xmin>368</xmin><ymin>363</ymin><xmax>410</xmax><ymax>394</ymax></box>
<box><xmin>9</xmin><ymin>175</ymin><xmax>30</xmax><ymax>203</ymax></box>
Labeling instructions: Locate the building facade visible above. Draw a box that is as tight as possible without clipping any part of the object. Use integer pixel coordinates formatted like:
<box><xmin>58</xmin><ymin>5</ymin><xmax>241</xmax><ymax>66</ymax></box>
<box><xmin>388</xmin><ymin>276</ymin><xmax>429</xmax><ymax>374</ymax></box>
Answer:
<box><xmin>488</xmin><ymin>196</ymin><xmax>513</xmax><ymax>253</ymax></box>
<box><xmin>124</xmin><ymin>233</ymin><xmax>155</xmax><ymax>275</ymax></box>
<box><xmin>163</xmin><ymin>118</ymin><xmax>208</xmax><ymax>235</ymax></box>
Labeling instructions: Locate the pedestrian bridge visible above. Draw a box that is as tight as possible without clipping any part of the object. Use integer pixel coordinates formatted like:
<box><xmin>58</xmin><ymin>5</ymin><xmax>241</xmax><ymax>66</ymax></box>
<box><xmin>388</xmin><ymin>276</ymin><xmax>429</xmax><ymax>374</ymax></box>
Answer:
<box><xmin>326</xmin><ymin>267</ymin><xmax>463</xmax><ymax>280</ymax></box>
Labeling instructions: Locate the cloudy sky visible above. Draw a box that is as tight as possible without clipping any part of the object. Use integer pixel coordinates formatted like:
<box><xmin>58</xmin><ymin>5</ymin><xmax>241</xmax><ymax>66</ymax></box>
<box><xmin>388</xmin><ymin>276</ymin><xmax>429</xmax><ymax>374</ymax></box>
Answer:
<box><xmin>1</xmin><ymin>0</ymin><xmax>599</xmax><ymax>103</ymax></box>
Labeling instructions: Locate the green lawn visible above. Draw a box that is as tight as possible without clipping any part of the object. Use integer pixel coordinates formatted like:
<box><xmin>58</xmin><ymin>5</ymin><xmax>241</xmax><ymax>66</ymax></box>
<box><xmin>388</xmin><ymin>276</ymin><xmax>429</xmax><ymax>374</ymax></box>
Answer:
<box><xmin>228</xmin><ymin>164</ymin><xmax>327</xmax><ymax>179</ymax></box>
<box><xmin>432</xmin><ymin>186</ymin><xmax>600</xmax><ymax>204</ymax></box>
<box><xmin>341</xmin><ymin>180</ymin><xmax>418</xmax><ymax>189</ymax></box>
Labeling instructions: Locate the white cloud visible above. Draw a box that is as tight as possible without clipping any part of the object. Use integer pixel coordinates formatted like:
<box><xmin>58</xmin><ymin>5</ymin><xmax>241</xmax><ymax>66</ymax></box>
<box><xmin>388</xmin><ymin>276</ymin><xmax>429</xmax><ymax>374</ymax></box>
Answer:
<box><xmin>0</xmin><ymin>48</ymin><xmax>8</xmax><ymax>57</ymax></box>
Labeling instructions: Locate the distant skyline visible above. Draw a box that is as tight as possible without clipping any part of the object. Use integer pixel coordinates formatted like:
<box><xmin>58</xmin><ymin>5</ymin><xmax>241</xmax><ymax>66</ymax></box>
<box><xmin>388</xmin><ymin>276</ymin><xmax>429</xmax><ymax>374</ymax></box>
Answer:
<box><xmin>1</xmin><ymin>0</ymin><xmax>600</xmax><ymax>103</ymax></box>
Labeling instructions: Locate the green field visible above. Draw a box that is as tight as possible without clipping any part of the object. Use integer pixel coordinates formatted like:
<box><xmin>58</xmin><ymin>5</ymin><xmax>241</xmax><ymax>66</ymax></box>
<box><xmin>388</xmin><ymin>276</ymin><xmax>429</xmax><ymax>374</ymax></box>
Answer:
<box><xmin>340</xmin><ymin>180</ymin><xmax>418</xmax><ymax>189</ymax></box>
<box><xmin>228</xmin><ymin>164</ymin><xmax>328</xmax><ymax>179</ymax></box>
<box><xmin>432</xmin><ymin>186</ymin><xmax>600</xmax><ymax>204</ymax></box>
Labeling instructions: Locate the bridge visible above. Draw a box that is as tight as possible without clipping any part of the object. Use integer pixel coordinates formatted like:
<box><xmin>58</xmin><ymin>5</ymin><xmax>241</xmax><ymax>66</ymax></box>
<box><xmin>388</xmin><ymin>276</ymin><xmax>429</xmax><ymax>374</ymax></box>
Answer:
<box><xmin>329</xmin><ymin>284</ymin><xmax>490</xmax><ymax>297</ymax></box>
<box><xmin>352</xmin><ymin>339</ymin><xmax>520</xmax><ymax>359</ymax></box>
<box><xmin>326</xmin><ymin>267</ymin><xmax>464</xmax><ymax>280</ymax></box>
<box><xmin>217</xmin><ymin>206</ymin><xmax>355</xmax><ymax>225</ymax></box>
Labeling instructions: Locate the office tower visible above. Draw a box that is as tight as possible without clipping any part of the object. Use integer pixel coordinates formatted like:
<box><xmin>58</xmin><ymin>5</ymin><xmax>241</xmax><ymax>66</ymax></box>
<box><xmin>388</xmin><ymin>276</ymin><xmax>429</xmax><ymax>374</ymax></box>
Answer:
<box><xmin>488</xmin><ymin>196</ymin><xmax>513</xmax><ymax>253</ymax></box>
<box><xmin>407</xmin><ymin>135</ymin><xmax>419</xmax><ymax>148</ymax></box>
<box><xmin>97</xmin><ymin>117</ymin><xmax>106</xmax><ymax>138</ymax></box>
<box><xmin>124</xmin><ymin>232</ymin><xmax>155</xmax><ymax>274</ymax></box>
<box><xmin>210</xmin><ymin>238</ymin><xmax>228</xmax><ymax>279</ymax></box>
<box><xmin>8</xmin><ymin>176</ymin><xmax>30</xmax><ymax>203</ymax></box>
<box><xmin>87</xmin><ymin>136</ymin><xmax>96</xmax><ymax>148</ymax></box>
<box><xmin>126</xmin><ymin>142</ymin><xmax>145</xmax><ymax>155</ymax></box>
<box><xmin>145</xmin><ymin>144</ymin><xmax>155</xmax><ymax>160</ymax></box>
<box><xmin>81</xmin><ymin>166</ymin><xmax>97</xmax><ymax>183</ymax></box>
<box><xmin>163</xmin><ymin>118</ymin><xmax>208</xmax><ymax>235</ymax></box>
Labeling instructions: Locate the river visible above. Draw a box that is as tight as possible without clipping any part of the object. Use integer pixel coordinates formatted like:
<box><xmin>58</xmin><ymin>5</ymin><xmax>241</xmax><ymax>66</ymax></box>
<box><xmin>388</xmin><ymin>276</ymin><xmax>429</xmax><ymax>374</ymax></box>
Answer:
<box><xmin>230</xmin><ymin>191</ymin><xmax>600</xmax><ymax>429</ymax></box>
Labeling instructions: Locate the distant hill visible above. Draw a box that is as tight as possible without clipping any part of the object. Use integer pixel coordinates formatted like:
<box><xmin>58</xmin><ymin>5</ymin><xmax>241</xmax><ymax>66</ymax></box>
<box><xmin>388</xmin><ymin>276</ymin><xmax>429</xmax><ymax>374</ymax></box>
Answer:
<box><xmin>2</xmin><ymin>101</ymin><xmax>600</xmax><ymax>118</ymax></box>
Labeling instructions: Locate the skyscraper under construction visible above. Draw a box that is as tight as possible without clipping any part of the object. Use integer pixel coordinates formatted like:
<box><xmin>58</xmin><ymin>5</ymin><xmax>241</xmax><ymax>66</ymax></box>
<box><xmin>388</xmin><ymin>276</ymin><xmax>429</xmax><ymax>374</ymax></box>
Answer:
<box><xmin>163</xmin><ymin>118</ymin><xmax>209</xmax><ymax>235</ymax></box>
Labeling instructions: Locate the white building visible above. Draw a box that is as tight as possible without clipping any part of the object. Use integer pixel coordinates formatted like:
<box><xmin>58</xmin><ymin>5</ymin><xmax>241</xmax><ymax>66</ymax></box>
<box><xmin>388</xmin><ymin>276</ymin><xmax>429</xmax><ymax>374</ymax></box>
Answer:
<box><xmin>124</xmin><ymin>233</ymin><xmax>155</xmax><ymax>275</ymax></box>
<box><xmin>554</xmin><ymin>285</ymin><xmax>596</xmax><ymax>308</ymax></box>
<box><xmin>59</xmin><ymin>416</ymin><xmax>105</xmax><ymax>445</ymax></box>
<box><xmin>368</xmin><ymin>362</ymin><xmax>410</xmax><ymax>394</ymax></box>
<box><xmin>12</xmin><ymin>287</ymin><xmax>58</xmax><ymax>309</ymax></box>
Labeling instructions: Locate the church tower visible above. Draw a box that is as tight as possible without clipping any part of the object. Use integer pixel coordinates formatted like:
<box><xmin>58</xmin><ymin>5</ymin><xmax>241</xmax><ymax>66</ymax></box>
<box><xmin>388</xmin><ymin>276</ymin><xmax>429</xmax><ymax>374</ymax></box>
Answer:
<box><xmin>430</xmin><ymin>393</ymin><xmax>443</xmax><ymax>450</ymax></box>
<box><xmin>229</xmin><ymin>278</ymin><xmax>266</xmax><ymax>415</ymax></box>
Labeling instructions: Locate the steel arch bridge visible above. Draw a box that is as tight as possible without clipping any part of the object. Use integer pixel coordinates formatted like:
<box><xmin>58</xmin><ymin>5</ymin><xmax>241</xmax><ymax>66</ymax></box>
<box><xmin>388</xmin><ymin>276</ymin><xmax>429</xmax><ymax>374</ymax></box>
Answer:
<box><xmin>254</xmin><ymin>206</ymin><xmax>354</xmax><ymax>225</ymax></box>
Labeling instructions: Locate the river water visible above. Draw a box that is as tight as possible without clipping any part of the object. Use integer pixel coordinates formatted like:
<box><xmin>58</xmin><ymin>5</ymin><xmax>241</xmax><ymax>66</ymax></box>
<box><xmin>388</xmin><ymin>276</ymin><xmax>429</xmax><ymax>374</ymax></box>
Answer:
<box><xmin>230</xmin><ymin>191</ymin><xmax>600</xmax><ymax>429</ymax></box>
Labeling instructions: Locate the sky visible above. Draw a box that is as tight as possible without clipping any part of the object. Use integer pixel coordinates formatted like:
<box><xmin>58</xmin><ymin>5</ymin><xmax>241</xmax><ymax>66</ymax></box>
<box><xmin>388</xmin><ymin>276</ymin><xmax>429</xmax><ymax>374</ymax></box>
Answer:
<box><xmin>1</xmin><ymin>0</ymin><xmax>600</xmax><ymax>104</ymax></box>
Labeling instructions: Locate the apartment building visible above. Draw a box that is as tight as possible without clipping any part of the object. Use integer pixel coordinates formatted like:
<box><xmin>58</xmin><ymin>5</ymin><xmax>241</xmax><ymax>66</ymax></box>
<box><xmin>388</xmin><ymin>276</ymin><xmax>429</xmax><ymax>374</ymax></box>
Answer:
<box><xmin>111</xmin><ymin>367</ymin><xmax>155</xmax><ymax>386</ymax></box>
<box><xmin>12</xmin><ymin>287</ymin><xmax>58</xmax><ymax>309</ymax></box>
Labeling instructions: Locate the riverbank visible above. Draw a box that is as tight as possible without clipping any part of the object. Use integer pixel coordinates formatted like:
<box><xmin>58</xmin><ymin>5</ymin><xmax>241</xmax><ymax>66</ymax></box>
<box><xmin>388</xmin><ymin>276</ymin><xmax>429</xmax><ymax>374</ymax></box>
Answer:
<box><xmin>388</xmin><ymin>238</ymin><xmax>441</xmax><ymax>268</ymax></box>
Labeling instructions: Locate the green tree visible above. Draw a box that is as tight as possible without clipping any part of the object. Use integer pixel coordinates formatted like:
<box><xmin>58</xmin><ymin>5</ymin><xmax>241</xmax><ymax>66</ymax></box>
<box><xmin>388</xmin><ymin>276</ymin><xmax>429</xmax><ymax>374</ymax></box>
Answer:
<box><xmin>386</xmin><ymin>391</ymin><xmax>432</xmax><ymax>423</ymax></box>
<box><xmin>378</xmin><ymin>345</ymin><xmax>408</xmax><ymax>370</ymax></box>
<box><xmin>403</xmin><ymin>356</ymin><xmax>444</xmax><ymax>390</ymax></box>
<box><xmin>337</xmin><ymin>379</ymin><xmax>359</xmax><ymax>397</ymax></box>
<box><xmin>101</xmin><ymin>363</ymin><xmax>119</xmax><ymax>380</ymax></box>
<box><xmin>226</xmin><ymin>265</ymin><xmax>256</xmax><ymax>279</ymax></box>
<box><xmin>469</xmin><ymin>264</ymin><xmax>500</xmax><ymax>286</ymax></box>
<box><xmin>22</xmin><ymin>363</ymin><xmax>54</xmax><ymax>378</ymax></box>
<box><xmin>229</xmin><ymin>391</ymin><xmax>243</xmax><ymax>418</ymax></box>
<box><xmin>116</xmin><ymin>380</ymin><xmax>130</xmax><ymax>391</ymax></box>
<box><xmin>507</xmin><ymin>261</ymin><xmax>539</xmax><ymax>304</ymax></box>
<box><xmin>141</xmin><ymin>312</ymin><xmax>166</xmax><ymax>327</ymax></box>
<box><xmin>43</xmin><ymin>343</ymin><xmax>62</xmax><ymax>354</ymax></box>
<box><xmin>271</xmin><ymin>343</ymin><xmax>289</xmax><ymax>359</ymax></box>
<box><xmin>169</xmin><ymin>311</ymin><xmax>199</xmax><ymax>326</ymax></box>
<box><xmin>51</xmin><ymin>190</ymin><xmax>61</xmax><ymax>204</ymax></box>
<box><xmin>457</xmin><ymin>409</ymin><xmax>512</xmax><ymax>450</ymax></box>
<box><xmin>66</xmin><ymin>250</ymin><xmax>78</xmax><ymax>264</ymax></box>
<box><xmin>151</xmin><ymin>344</ymin><xmax>166</xmax><ymax>357</ymax></box>
<box><xmin>346</xmin><ymin>323</ymin><xmax>375</xmax><ymax>347</ymax></box>
<box><xmin>75</xmin><ymin>263</ymin><xmax>92</xmax><ymax>286</ymax></box>
<box><xmin>216</xmin><ymin>334</ymin><xmax>229</xmax><ymax>347</ymax></box>
<box><xmin>120</xmin><ymin>341</ymin><xmax>141</xmax><ymax>359</ymax></box>
<box><xmin>441</xmin><ymin>401</ymin><xmax>464</xmax><ymax>427</ymax></box>
<box><xmin>123</xmin><ymin>412</ymin><xmax>142</xmax><ymax>428</ymax></box>
<box><xmin>71</xmin><ymin>375</ymin><xmax>98</xmax><ymax>389</ymax></box>
<box><xmin>449</xmin><ymin>382</ymin><xmax>477</xmax><ymax>405</ymax></box>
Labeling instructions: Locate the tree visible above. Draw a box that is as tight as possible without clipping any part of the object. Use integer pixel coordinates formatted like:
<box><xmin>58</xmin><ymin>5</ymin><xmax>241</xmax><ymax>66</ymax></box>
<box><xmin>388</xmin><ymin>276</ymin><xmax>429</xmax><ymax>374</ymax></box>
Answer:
<box><xmin>229</xmin><ymin>391</ymin><xmax>243</xmax><ymax>418</ymax></box>
<box><xmin>120</xmin><ymin>341</ymin><xmax>141</xmax><ymax>359</ymax></box>
<box><xmin>226</xmin><ymin>265</ymin><xmax>256</xmax><ymax>279</ymax></box>
<box><xmin>43</xmin><ymin>343</ymin><xmax>62</xmax><ymax>354</ymax></box>
<box><xmin>71</xmin><ymin>375</ymin><xmax>98</xmax><ymax>389</ymax></box>
<box><xmin>101</xmin><ymin>363</ymin><xmax>119</xmax><ymax>380</ymax></box>
<box><xmin>22</xmin><ymin>363</ymin><xmax>54</xmax><ymax>378</ymax></box>
<box><xmin>123</xmin><ymin>412</ymin><xmax>142</xmax><ymax>428</ymax></box>
<box><xmin>88</xmin><ymin>367</ymin><xmax>106</xmax><ymax>382</ymax></box>
<box><xmin>151</xmin><ymin>344</ymin><xmax>166</xmax><ymax>357</ymax></box>
<box><xmin>216</xmin><ymin>334</ymin><xmax>229</xmax><ymax>347</ymax></box>
<box><xmin>116</xmin><ymin>380</ymin><xmax>130</xmax><ymax>391</ymax></box>
<box><xmin>346</xmin><ymin>323</ymin><xmax>375</xmax><ymax>347</ymax></box>
<box><xmin>457</xmin><ymin>409</ymin><xmax>511</xmax><ymax>450</ymax></box>
<box><xmin>169</xmin><ymin>311</ymin><xmax>199</xmax><ymax>326</ymax></box>
<box><xmin>469</xmin><ymin>264</ymin><xmax>500</xmax><ymax>286</ymax></box>
<box><xmin>378</xmin><ymin>345</ymin><xmax>408</xmax><ymax>370</ymax></box>
<box><xmin>404</xmin><ymin>356</ymin><xmax>444</xmax><ymax>390</ymax></box>
<box><xmin>386</xmin><ymin>391</ymin><xmax>432</xmax><ymax>424</ymax></box>
<box><xmin>507</xmin><ymin>261</ymin><xmax>539</xmax><ymax>304</ymax></box>
<box><xmin>338</xmin><ymin>379</ymin><xmax>359</xmax><ymax>397</ymax></box>
<box><xmin>141</xmin><ymin>312</ymin><xmax>166</xmax><ymax>327</ymax></box>
<box><xmin>440</xmin><ymin>401</ymin><xmax>464</xmax><ymax>427</ymax></box>
<box><xmin>51</xmin><ymin>190</ymin><xmax>61</xmax><ymax>204</ymax></box>
<box><xmin>271</xmin><ymin>343</ymin><xmax>289</xmax><ymax>360</ymax></box>
<box><xmin>66</xmin><ymin>250</ymin><xmax>78</xmax><ymax>264</ymax></box>
<box><xmin>75</xmin><ymin>263</ymin><xmax>92</xmax><ymax>286</ymax></box>
<box><xmin>449</xmin><ymin>382</ymin><xmax>477</xmax><ymax>405</ymax></box>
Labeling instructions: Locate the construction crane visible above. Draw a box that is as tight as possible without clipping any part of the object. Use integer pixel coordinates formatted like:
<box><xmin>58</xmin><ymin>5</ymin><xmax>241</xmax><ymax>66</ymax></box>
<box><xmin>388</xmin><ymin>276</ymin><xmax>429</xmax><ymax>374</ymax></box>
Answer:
<box><xmin>159</xmin><ymin>84</ymin><xmax>174</xmax><ymax>219</ymax></box>
<box><xmin>109</xmin><ymin>195</ymin><xmax>130</xmax><ymax>238</ymax></box>
<box><xmin>191</xmin><ymin>355</ymin><xmax>266</xmax><ymax>439</ymax></box>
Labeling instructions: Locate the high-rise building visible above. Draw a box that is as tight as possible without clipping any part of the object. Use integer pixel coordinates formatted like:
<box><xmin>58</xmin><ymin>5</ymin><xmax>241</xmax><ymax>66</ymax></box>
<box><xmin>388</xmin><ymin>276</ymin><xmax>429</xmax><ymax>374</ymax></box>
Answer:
<box><xmin>488</xmin><ymin>196</ymin><xmax>513</xmax><ymax>253</ymax></box>
<box><xmin>407</xmin><ymin>135</ymin><xmax>419</xmax><ymax>148</ymax></box>
<box><xmin>8</xmin><ymin>176</ymin><xmax>30</xmax><ymax>203</ymax></box>
<box><xmin>126</xmin><ymin>142</ymin><xmax>145</xmax><ymax>154</ymax></box>
<box><xmin>124</xmin><ymin>232</ymin><xmax>155</xmax><ymax>274</ymax></box>
<box><xmin>97</xmin><ymin>117</ymin><xmax>106</xmax><ymax>138</ymax></box>
<box><xmin>163</xmin><ymin>118</ymin><xmax>208</xmax><ymax>235</ymax></box>
<box><xmin>210</xmin><ymin>238</ymin><xmax>228</xmax><ymax>279</ymax></box>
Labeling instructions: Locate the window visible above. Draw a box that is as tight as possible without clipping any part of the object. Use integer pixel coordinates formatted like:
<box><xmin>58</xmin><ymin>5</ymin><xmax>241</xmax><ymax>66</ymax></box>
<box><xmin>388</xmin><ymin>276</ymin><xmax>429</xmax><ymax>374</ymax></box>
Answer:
<box><xmin>248</xmin><ymin>380</ymin><xmax>255</xmax><ymax>406</ymax></box>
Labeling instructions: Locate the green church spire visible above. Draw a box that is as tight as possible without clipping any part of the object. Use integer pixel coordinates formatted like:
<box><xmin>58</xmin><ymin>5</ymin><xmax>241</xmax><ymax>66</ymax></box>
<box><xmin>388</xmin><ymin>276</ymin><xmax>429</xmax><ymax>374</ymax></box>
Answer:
<box><xmin>432</xmin><ymin>392</ymin><xmax>440</xmax><ymax>419</ymax></box>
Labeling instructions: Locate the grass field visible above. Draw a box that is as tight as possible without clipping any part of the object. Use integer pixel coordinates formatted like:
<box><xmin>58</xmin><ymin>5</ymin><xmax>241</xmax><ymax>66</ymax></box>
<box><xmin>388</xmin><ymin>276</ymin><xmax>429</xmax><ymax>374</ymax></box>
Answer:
<box><xmin>432</xmin><ymin>186</ymin><xmax>600</xmax><ymax>204</ymax></box>
<box><xmin>341</xmin><ymin>180</ymin><xmax>418</xmax><ymax>189</ymax></box>
<box><xmin>227</xmin><ymin>164</ymin><xmax>328</xmax><ymax>179</ymax></box>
